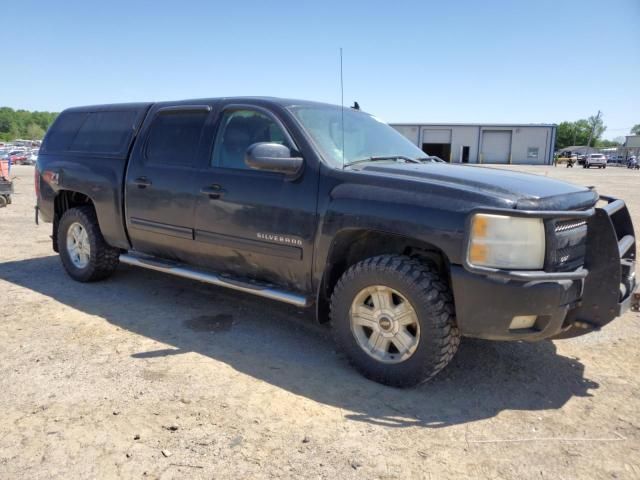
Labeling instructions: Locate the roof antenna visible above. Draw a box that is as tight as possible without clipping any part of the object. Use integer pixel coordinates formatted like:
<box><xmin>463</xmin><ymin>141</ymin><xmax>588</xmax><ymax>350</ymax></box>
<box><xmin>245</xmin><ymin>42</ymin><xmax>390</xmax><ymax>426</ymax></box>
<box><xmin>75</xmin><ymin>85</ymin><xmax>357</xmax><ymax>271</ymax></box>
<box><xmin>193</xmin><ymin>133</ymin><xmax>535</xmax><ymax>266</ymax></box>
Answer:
<box><xmin>352</xmin><ymin>101</ymin><xmax>360</xmax><ymax>110</ymax></box>
<box><xmin>339</xmin><ymin>48</ymin><xmax>345</xmax><ymax>169</ymax></box>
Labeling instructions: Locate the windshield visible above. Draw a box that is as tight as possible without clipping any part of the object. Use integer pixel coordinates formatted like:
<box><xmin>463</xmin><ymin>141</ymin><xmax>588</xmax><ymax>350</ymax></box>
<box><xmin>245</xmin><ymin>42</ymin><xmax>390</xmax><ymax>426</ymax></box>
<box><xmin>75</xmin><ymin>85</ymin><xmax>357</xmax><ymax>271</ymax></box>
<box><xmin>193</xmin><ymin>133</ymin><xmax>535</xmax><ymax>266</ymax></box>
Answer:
<box><xmin>289</xmin><ymin>105</ymin><xmax>426</xmax><ymax>168</ymax></box>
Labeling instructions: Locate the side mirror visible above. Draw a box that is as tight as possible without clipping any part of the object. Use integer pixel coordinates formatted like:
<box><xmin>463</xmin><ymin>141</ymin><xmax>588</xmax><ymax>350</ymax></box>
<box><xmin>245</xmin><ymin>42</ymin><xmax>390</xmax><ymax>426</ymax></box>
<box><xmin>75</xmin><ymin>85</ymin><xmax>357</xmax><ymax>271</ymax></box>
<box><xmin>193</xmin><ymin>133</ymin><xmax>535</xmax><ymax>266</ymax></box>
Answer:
<box><xmin>245</xmin><ymin>142</ymin><xmax>303</xmax><ymax>175</ymax></box>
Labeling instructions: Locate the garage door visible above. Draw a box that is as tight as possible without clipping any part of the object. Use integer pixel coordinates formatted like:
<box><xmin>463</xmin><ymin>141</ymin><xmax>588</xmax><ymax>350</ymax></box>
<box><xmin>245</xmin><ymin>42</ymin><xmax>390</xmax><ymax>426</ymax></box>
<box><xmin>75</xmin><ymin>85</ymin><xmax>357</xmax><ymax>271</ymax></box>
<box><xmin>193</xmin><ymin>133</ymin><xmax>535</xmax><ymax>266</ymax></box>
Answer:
<box><xmin>422</xmin><ymin>129</ymin><xmax>452</xmax><ymax>144</ymax></box>
<box><xmin>481</xmin><ymin>130</ymin><xmax>512</xmax><ymax>164</ymax></box>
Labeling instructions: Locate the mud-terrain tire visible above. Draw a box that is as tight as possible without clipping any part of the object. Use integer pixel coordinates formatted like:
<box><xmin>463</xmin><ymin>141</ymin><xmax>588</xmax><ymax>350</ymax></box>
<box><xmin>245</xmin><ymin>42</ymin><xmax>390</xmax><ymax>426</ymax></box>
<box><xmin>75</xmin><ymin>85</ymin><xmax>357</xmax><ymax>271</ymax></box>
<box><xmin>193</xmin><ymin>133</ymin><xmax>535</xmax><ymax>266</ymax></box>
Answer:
<box><xmin>330</xmin><ymin>254</ymin><xmax>460</xmax><ymax>388</ymax></box>
<box><xmin>57</xmin><ymin>206</ymin><xmax>119</xmax><ymax>282</ymax></box>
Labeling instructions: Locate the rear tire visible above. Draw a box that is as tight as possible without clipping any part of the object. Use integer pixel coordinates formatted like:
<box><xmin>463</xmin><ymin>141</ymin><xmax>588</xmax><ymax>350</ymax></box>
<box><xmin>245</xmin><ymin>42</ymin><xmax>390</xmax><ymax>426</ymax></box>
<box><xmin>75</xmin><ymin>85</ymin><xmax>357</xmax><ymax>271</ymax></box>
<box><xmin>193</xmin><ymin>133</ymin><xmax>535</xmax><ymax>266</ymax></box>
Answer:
<box><xmin>0</xmin><ymin>195</ymin><xmax>6</xmax><ymax>208</ymax></box>
<box><xmin>330</xmin><ymin>255</ymin><xmax>460</xmax><ymax>388</ymax></box>
<box><xmin>57</xmin><ymin>206</ymin><xmax>120</xmax><ymax>282</ymax></box>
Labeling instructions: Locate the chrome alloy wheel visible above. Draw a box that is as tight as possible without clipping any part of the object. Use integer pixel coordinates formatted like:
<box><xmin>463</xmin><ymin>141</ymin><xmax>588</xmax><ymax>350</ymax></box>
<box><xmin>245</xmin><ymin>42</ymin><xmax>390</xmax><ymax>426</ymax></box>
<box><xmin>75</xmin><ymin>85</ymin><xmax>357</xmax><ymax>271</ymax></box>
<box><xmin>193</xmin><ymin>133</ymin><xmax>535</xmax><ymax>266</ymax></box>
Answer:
<box><xmin>349</xmin><ymin>285</ymin><xmax>420</xmax><ymax>364</ymax></box>
<box><xmin>66</xmin><ymin>222</ymin><xmax>90</xmax><ymax>269</ymax></box>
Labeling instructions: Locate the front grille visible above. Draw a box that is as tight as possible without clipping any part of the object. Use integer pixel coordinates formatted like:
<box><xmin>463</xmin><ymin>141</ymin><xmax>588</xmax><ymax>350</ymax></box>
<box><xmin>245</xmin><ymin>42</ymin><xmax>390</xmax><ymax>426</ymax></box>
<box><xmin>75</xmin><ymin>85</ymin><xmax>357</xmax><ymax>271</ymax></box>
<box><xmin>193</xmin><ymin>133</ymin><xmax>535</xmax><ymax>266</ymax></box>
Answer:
<box><xmin>546</xmin><ymin>218</ymin><xmax>588</xmax><ymax>271</ymax></box>
<box><xmin>555</xmin><ymin>219</ymin><xmax>587</xmax><ymax>233</ymax></box>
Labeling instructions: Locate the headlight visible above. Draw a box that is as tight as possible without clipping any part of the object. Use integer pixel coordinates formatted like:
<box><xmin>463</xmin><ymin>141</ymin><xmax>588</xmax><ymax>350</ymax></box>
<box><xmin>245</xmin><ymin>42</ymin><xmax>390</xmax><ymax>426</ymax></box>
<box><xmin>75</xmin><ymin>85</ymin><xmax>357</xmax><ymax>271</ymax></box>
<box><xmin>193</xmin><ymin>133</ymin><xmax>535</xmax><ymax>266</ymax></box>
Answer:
<box><xmin>467</xmin><ymin>214</ymin><xmax>545</xmax><ymax>269</ymax></box>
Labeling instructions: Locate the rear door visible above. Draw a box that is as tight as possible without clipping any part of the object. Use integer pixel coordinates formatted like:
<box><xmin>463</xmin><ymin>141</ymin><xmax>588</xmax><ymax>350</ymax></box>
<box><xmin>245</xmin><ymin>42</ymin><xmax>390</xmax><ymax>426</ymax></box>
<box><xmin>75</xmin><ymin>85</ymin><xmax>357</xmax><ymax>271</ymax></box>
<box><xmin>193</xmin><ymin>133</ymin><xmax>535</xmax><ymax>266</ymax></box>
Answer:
<box><xmin>125</xmin><ymin>105</ymin><xmax>210</xmax><ymax>262</ymax></box>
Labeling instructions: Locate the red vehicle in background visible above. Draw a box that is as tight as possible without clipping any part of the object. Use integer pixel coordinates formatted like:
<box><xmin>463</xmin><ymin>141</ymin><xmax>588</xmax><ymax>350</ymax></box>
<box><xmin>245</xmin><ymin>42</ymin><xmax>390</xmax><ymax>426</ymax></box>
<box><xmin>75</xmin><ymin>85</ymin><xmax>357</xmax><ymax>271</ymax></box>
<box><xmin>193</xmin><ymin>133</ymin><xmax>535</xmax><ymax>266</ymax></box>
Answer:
<box><xmin>9</xmin><ymin>152</ymin><xmax>29</xmax><ymax>165</ymax></box>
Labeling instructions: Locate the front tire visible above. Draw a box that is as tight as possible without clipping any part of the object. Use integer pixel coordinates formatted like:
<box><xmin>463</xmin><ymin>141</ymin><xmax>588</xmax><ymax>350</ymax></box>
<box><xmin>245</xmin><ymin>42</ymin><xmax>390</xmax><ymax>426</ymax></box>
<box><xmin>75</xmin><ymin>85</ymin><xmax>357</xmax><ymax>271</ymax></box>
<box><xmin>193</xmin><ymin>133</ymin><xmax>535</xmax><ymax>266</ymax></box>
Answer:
<box><xmin>57</xmin><ymin>206</ymin><xmax>120</xmax><ymax>282</ymax></box>
<box><xmin>330</xmin><ymin>255</ymin><xmax>460</xmax><ymax>387</ymax></box>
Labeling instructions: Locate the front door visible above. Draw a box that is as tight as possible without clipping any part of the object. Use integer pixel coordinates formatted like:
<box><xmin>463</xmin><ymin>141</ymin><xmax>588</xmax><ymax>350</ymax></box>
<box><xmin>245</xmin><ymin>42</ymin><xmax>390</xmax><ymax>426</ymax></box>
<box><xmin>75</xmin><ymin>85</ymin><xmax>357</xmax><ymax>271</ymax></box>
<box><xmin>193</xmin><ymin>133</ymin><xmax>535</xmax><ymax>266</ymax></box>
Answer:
<box><xmin>125</xmin><ymin>105</ymin><xmax>210</xmax><ymax>262</ymax></box>
<box><xmin>192</xmin><ymin>105</ymin><xmax>319</xmax><ymax>292</ymax></box>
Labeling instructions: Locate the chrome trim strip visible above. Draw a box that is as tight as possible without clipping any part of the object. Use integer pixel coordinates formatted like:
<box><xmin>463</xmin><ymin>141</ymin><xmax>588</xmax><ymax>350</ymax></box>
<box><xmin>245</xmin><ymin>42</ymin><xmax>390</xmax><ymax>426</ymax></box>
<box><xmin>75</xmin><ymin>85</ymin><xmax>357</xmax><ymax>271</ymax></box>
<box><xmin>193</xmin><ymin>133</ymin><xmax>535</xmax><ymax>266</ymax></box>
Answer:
<box><xmin>129</xmin><ymin>217</ymin><xmax>193</xmax><ymax>239</ymax></box>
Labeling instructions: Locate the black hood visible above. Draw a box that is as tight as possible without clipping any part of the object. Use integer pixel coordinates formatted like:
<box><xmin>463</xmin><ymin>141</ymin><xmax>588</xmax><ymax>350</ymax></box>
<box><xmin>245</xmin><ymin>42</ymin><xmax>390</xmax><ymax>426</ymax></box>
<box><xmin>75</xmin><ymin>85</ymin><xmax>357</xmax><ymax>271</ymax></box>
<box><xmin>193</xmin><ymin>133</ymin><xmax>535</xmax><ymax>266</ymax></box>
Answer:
<box><xmin>352</xmin><ymin>162</ymin><xmax>598</xmax><ymax>211</ymax></box>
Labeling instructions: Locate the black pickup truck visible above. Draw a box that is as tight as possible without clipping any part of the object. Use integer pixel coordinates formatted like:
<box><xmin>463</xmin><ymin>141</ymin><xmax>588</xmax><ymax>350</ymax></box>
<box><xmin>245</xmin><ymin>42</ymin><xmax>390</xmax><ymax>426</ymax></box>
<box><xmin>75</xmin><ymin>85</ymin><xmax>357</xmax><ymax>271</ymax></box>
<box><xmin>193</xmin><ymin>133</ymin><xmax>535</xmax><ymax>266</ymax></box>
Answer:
<box><xmin>35</xmin><ymin>97</ymin><xmax>638</xmax><ymax>387</ymax></box>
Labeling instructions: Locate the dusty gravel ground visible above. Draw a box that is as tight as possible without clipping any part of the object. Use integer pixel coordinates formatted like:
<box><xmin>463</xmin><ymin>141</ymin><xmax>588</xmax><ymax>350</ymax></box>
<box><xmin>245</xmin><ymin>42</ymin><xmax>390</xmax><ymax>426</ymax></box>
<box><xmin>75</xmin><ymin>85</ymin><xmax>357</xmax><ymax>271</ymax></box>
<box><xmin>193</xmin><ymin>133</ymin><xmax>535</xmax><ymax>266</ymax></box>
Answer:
<box><xmin>1</xmin><ymin>164</ymin><xmax>639</xmax><ymax>479</ymax></box>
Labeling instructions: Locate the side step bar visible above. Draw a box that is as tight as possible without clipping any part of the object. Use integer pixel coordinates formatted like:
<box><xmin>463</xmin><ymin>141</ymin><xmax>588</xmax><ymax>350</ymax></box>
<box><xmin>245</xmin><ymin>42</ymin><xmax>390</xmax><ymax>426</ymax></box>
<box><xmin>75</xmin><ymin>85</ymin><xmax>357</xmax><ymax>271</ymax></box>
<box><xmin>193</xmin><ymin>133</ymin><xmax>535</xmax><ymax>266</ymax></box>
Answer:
<box><xmin>119</xmin><ymin>253</ymin><xmax>309</xmax><ymax>308</ymax></box>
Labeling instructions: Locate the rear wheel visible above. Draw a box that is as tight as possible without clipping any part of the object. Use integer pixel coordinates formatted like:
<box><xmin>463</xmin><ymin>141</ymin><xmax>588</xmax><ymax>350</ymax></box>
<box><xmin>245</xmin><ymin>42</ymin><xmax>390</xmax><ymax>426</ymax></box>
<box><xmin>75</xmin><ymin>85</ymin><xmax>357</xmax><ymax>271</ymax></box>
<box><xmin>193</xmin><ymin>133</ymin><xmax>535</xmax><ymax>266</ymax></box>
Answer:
<box><xmin>0</xmin><ymin>195</ymin><xmax>6</xmax><ymax>208</ymax></box>
<box><xmin>330</xmin><ymin>255</ymin><xmax>460</xmax><ymax>387</ymax></box>
<box><xmin>57</xmin><ymin>206</ymin><xmax>120</xmax><ymax>282</ymax></box>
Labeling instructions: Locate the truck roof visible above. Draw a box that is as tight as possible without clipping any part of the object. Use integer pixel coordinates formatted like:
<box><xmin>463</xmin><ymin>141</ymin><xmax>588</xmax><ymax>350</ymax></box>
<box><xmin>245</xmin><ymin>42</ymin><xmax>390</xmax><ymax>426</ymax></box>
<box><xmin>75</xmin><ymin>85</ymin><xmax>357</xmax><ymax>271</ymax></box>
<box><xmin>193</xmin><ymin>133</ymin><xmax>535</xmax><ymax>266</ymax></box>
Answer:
<box><xmin>62</xmin><ymin>97</ymin><xmax>337</xmax><ymax>113</ymax></box>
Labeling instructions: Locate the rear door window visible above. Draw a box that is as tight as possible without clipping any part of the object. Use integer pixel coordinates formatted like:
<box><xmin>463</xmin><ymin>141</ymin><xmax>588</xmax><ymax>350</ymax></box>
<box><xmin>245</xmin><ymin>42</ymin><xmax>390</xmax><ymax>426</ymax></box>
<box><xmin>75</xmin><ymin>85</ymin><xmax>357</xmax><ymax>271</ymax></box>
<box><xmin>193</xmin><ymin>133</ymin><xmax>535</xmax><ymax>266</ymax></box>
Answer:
<box><xmin>145</xmin><ymin>110</ymin><xmax>209</xmax><ymax>167</ymax></box>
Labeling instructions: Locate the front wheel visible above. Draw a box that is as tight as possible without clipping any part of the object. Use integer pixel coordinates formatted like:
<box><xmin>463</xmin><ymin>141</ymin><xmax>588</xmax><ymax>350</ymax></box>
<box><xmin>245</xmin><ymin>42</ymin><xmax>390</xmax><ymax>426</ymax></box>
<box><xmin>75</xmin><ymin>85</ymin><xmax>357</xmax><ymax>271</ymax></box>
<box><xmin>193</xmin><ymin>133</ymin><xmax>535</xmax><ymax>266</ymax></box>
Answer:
<box><xmin>330</xmin><ymin>255</ymin><xmax>460</xmax><ymax>387</ymax></box>
<box><xmin>57</xmin><ymin>206</ymin><xmax>120</xmax><ymax>282</ymax></box>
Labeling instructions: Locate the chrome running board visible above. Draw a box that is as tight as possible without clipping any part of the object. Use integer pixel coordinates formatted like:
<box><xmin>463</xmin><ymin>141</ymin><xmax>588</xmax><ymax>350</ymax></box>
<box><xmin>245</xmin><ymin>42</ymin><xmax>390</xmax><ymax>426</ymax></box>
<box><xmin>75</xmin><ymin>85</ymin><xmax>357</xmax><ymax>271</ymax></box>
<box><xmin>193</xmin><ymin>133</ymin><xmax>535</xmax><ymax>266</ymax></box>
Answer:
<box><xmin>119</xmin><ymin>253</ymin><xmax>309</xmax><ymax>308</ymax></box>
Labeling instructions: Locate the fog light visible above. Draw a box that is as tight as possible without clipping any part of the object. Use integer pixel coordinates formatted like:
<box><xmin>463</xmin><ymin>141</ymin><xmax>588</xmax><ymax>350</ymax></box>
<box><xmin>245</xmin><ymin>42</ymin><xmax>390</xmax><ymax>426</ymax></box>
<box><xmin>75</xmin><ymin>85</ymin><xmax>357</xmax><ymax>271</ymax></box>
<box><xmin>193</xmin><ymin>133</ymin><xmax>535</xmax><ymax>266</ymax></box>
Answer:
<box><xmin>509</xmin><ymin>315</ymin><xmax>537</xmax><ymax>330</ymax></box>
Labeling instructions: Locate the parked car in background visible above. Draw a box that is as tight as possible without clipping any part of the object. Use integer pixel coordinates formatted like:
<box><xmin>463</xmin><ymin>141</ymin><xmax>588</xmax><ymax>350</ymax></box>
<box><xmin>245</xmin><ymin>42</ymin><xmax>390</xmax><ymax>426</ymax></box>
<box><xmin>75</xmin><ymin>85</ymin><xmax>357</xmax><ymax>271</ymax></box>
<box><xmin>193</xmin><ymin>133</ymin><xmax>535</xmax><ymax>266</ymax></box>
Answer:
<box><xmin>26</xmin><ymin>150</ymin><xmax>39</xmax><ymax>165</ymax></box>
<box><xmin>1</xmin><ymin>147</ymin><xmax>41</xmax><ymax>165</ymax></box>
<box><xmin>584</xmin><ymin>153</ymin><xmax>607</xmax><ymax>169</ymax></box>
<box><xmin>9</xmin><ymin>152</ymin><xmax>29</xmax><ymax>165</ymax></box>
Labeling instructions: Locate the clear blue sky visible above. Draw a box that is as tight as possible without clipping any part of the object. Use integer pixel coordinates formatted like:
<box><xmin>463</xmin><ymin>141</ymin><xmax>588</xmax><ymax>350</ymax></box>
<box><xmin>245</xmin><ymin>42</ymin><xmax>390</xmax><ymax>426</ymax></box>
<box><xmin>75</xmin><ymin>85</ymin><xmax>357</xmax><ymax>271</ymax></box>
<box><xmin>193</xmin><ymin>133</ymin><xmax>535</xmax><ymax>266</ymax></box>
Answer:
<box><xmin>2</xmin><ymin>0</ymin><xmax>638</xmax><ymax>139</ymax></box>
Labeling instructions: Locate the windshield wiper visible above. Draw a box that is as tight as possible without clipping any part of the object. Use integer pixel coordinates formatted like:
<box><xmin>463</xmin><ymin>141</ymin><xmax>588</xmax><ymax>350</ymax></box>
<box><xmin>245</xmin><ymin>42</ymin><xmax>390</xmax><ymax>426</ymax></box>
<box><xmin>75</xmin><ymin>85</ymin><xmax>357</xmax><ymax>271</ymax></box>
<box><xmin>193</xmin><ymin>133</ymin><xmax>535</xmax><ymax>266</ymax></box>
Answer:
<box><xmin>346</xmin><ymin>155</ymin><xmax>422</xmax><ymax>167</ymax></box>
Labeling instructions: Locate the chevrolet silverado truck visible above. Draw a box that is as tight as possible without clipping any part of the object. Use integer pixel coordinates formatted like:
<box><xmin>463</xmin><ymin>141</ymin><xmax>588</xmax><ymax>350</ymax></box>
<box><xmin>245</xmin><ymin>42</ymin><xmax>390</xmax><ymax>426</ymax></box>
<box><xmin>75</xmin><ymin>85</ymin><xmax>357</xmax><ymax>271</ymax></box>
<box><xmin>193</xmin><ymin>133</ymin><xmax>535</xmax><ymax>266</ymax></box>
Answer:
<box><xmin>35</xmin><ymin>98</ymin><xmax>639</xmax><ymax>387</ymax></box>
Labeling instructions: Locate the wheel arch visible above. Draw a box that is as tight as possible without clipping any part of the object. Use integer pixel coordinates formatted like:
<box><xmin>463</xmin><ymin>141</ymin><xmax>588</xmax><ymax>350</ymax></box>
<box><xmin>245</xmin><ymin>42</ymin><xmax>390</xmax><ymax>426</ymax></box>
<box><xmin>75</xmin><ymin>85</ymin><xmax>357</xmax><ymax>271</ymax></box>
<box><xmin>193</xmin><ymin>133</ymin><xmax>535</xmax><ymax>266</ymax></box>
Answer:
<box><xmin>316</xmin><ymin>228</ymin><xmax>452</xmax><ymax>323</ymax></box>
<box><xmin>52</xmin><ymin>190</ymin><xmax>97</xmax><ymax>252</ymax></box>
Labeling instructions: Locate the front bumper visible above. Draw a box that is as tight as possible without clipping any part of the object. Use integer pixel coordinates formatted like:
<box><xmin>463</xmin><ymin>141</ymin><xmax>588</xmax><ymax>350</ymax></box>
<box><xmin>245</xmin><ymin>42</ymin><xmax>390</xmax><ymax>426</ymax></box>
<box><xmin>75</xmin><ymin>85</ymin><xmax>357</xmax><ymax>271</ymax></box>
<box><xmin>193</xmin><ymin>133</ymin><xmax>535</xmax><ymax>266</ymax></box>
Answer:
<box><xmin>452</xmin><ymin>196</ymin><xmax>637</xmax><ymax>341</ymax></box>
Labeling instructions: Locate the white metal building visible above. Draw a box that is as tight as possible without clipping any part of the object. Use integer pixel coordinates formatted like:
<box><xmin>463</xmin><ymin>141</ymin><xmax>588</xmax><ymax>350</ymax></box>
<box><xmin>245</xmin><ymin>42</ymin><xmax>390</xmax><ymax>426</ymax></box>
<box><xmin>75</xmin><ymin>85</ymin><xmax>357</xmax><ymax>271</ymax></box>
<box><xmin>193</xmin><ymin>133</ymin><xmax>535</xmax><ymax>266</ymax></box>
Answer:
<box><xmin>390</xmin><ymin>123</ymin><xmax>557</xmax><ymax>165</ymax></box>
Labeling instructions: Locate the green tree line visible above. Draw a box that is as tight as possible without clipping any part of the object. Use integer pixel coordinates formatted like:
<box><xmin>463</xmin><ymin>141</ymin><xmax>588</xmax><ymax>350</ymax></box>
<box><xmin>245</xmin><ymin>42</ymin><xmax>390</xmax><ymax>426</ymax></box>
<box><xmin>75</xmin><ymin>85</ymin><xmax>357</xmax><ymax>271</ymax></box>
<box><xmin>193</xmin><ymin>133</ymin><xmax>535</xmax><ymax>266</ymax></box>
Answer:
<box><xmin>0</xmin><ymin>107</ymin><xmax>58</xmax><ymax>142</ymax></box>
<box><xmin>556</xmin><ymin>115</ymin><xmax>606</xmax><ymax>150</ymax></box>
<box><xmin>556</xmin><ymin>116</ymin><xmax>639</xmax><ymax>150</ymax></box>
